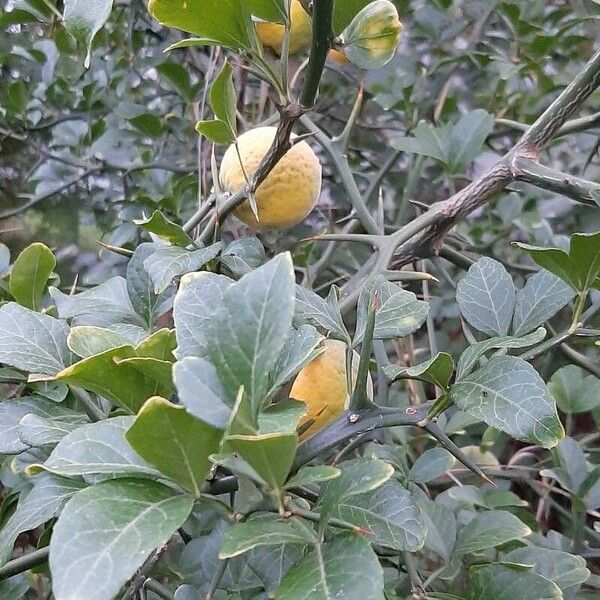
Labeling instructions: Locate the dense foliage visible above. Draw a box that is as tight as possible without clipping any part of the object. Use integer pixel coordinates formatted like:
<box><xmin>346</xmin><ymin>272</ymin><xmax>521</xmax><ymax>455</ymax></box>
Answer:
<box><xmin>1</xmin><ymin>1</ymin><xmax>600</xmax><ymax>599</ymax></box>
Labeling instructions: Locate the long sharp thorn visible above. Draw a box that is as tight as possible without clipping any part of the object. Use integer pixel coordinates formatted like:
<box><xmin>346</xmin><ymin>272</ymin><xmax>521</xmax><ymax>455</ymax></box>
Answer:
<box><xmin>424</xmin><ymin>422</ymin><xmax>495</xmax><ymax>486</ymax></box>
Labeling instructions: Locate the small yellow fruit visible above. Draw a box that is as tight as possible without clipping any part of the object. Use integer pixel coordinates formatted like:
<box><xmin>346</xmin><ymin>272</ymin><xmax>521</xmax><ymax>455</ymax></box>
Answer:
<box><xmin>219</xmin><ymin>126</ymin><xmax>321</xmax><ymax>230</ymax></box>
<box><xmin>290</xmin><ymin>339</ymin><xmax>373</xmax><ymax>440</ymax></box>
<box><xmin>255</xmin><ymin>0</ymin><xmax>312</xmax><ymax>55</ymax></box>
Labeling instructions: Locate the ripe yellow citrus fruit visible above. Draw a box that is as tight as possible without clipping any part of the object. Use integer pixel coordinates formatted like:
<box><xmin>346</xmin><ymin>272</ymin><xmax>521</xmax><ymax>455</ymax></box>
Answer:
<box><xmin>255</xmin><ymin>0</ymin><xmax>312</xmax><ymax>55</ymax></box>
<box><xmin>290</xmin><ymin>339</ymin><xmax>373</xmax><ymax>440</ymax></box>
<box><xmin>219</xmin><ymin>126</ymin><xmax>321</xmax><ymax>230</ymax></box>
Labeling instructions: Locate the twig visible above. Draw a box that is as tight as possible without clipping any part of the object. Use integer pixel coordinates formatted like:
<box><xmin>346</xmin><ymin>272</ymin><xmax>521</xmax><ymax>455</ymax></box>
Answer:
<box><xmin>0</xmin><ymin>548</ymin><xmax>49</xmax><ymax>580</ymax></box>
<box><xmin>119</xmin><ymin>544</ymin><xmax>170</xmax><ymax>600</ymax></box>
<box><xmin>512</xmin><ymin>157</ymin><xmax>600</xmax><ymax>207</ymax></box>
<box><xmin>144</xmin><ymin>579</ymin><xmax>174</xmax><ymax>600</ymax></box>
<box><xmin>0</xmin><ymin>167</ymin><xmax>102</xmax><ymax>220</ymax></box>
<box><xmin>292</xmin><ymin>402</ymin><xmax>434</xmax><ymax>470</ymax></box>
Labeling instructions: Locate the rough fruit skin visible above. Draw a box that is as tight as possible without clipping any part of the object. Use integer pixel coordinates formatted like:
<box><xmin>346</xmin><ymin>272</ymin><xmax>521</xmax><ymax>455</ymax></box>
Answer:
<box><xmin>290</xmin><ymin>339</ymin><xmax>374</xmax><ymax>440</ymax></box>
<box><xmin>255</xmin><ymin>0</ymin><xmax>311</xmax><ymax>55</ymax></box>
<box><xmin>219</xmin><ymin>126</ymin><xmax>321</xmax><ymax>230</ymax></box>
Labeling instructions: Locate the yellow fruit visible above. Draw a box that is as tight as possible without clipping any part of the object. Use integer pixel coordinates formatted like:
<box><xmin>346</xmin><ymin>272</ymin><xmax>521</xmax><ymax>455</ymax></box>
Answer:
<box><xmin>328</xmin><ymin>48</ymin><xmax>349</xmax><ymax>65</ymax></box>
<box><xmin>255</xmin><ymin>0</ymin><xmax>312</xmax><ymax>55</ymax></box>
<box><xmin>290</xmin><ymin>339</ymin><xmax>373</xmax><ymax>440</ymax></box>
<box><xmin>219</xmin><ymin>126</ymin><xmax>321</xmax><ymax>230</ymax></box>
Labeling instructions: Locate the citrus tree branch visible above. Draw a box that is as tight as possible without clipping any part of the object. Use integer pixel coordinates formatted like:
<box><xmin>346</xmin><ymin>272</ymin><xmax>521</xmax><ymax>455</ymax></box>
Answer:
<box><xmin>0</xmin><ymin>167</ymin><xmax>102</xmax><ymax>221</ymax></box>
<box><xmin>300</xmin><ymin>115</ymin><xmax>381</xmax><ymax>234</ymax></box>
<box><xmin>292</xmin><ymin>403</ymin><xmax>434</xmax><ymax>470</ymax></box>
<box><xmin>0</xmin><ymin>547</ymin><xmax>49</xmax><ymax>580</ymax></box>
<box><xmin>391</xmin><ymin>48</ymin><xmax>600</xmax><ymax>266</ymax></box>
<box><xmin>331</xmin><ymin>49</ymin><xmax>600</xmax><ymax>310</ymax></box>
<box><xmin>300</xmin><ymin>0</ymin><xmax>334</xmax><ymax>108</ymax></box>
<box><xmin>512</xmin><ymin>157</ymin><xmax>600</xmax><ymax>207</ymax></box>
<box><xmin>495</xmin><ymin>110</ymin><xmax>600</xmax><ymax>137</ymax></box>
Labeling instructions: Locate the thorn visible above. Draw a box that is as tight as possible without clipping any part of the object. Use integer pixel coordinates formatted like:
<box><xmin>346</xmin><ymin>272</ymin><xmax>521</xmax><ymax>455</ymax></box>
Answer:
<box><xmin>98</xmin><ymin>241</ymin><xmax>134</xmax><ymax>257</ymax></box>
<box><xmin>424</xmin><ymin>422</ymin><xmax>492</xmax><ymax>485</ymax></box>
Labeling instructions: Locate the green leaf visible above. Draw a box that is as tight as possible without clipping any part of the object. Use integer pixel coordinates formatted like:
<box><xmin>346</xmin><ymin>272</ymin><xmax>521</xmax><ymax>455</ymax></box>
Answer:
<box><xmin>127</xmin><ymin>243</ymin><xmax>172</xmax><ymax>327</ymax></box>
<box><xmin>447</xmin><ymin>110</ymin><xmax>494</xmax><ymax>172</ymax></box>
<box><xmin>143</xmin><ymin>243</ymin><xmax>222</xmax><ymax>294</ymax></box>
<box><xmin>455</xmin><ymin>327</ymin><xmax>546</xmax><ymax>381</ymax></box>
<box><xmin>355</xmin><ymin>275</ymin><xmax>428</xmax><ymax>343</ymax></box>
<box><xmin>268</xmin><ymin>325</ymin><xmax>324</xmax><ymax>398</ymax></box>
<box><xmin>134</xmin><ymin>210</ymin><xmax>193</xmax><ymax>246</ymax></box>
<box><xmin>156</xmin><ymin>62</ymin><xmax>195</xmax><ymax>101</ymax></box>
<box><xmin>0</xmin><ymin>396</ymin><xmax>77</xmax><ymax>454</ymax></box>
<box><xmin>30</xmin><ymin>416</ymin><xmax>159</xmax><ymax>478</ymax></box>
<box><xmin>454</xmin><ymin>510</ymin><xmax>531</xmax><ymax>555</ymax></box>
<box><xmin>219</xmin><ymin>515</ymin><xmax>314</xmax><ymax>558</ymax></box>
<box><xmin>173</xmin><ymin>356</ymin><xmax>231</xmax><ymax>428</ymax></box>
<box><xmin>18</xmin><ymin>413</ymin><xmax>89</xmax><ymax>447</ymax></box>
<box><xmin>195</xmin><ymin>119</ymin><xmax>236</xmax><ymax>144</ymax></box>
<box><xmin>0</xmin><ymin>303</ymin><xmax>73</xmax><ymax>375</ymax></box>
<box><xmin>148</xmin><ymin>0</ymin><xmax>252</xmax><ymax>50</ymax></box>
<box><xmin>209</xmin><ymin>60</ymin><xmax>236</xmax><ymax>138</ymax></box>
<box><xmin>451</xmin><ymin>356</ymin><xmax>564</xmax><ymax>447</ymax></box>
<box><xmin>258</xmin><ymin>399</ymin><xmax>307</xmax><ymax>434</ymax></box>
<box><xmin>0</xmin><ymin>575</ymin><xmax>28</xmax><ymax>600</ymax></box>
<box><xmin>127</xmin><ymin>113</ymin><xmax>165</xmax><ymax>137</ymax></box>
<box><xmin>512</xmin><ymin>270</ymin><xmax>574</xmax><ymax>336</ymax></box>
<box><xmin>548</xmin><ymin>365</ymin><xmax>600</xmax><ymax>414</ymax></box>
<box><xmin>173</xmin><ymin>272</ymin><xmax>233</xmax><ymax>359</ymax></box>
<box><xmin>503</xmin><ymin>547</ymin><xmax>589</xmax><ymax>591</ymax></box>
<box><xmin>210</xmin><ymin>451</ymin><xmax>266</xmax><ymax>487</ymax></box>
<box><xmin>247</xmin><ymin>0</ymin><xmax>285</xmax><ymax>22</ymax></box>
<box><xmin>331</xmin><ymin>480</ymin><xmax>426</xmax><ymax>551</ymax></box>
<box><xmin>205</xmin><ymin>253</ymin><xmax>295</xmax><ymax>413</ymax></box>
<box><xmin>63</xmin><ymin>0</ymin><xmax>114</xmax><ymax>67</ymax></box>
<box><xmin>284</xmin><ymin>465</ymin><xmax>341</xmax><ymax>489</ymax></box>
<box><xmin>50</xmin><ymin>276</ymin><xmax>144</xmax><ymax>327</ymax></box>
<box><xmin>29</xmin><ymin>380</ymin><xmax>69</xmax><ymax>402</ymax></box>
<box><xmin>467</xmin><ymin>563</ymin><xmax>562</xmax><ymax>600</ymax></box>
<box><xmin>456</xmin><ymin>257</ymin><xmax>515</xmax><ymax>337</ymax></box>
<box><xmin>294</xmin><ymin>285</ymin><xmax>350</xmax><ymax>343</ymax></box>
<box><xmin>227</xmin><ymin>431</ymin><xmax>298</xmax><ymax>491</ymax></box>
<box><xmin>221</xmin><ymin>237</ymin><xmax>266</xmax><ymax>277</ymax></box>
<box><xmin>384</xmin><ymin>352</ymin><xmax>454</xmax><ymax>390</ymax></box>
<box><xmin>247</xmin><ymin>543</ymin><xmax>304</xmax><ymax>595</ymax></box>
<box><xmin>515</xmin><ymin>231</ymin><xmax>600</xmax><ymax>293</ymax></box>
<box><xmin>126</xmin><ymin>396</ymin><xmax>223</xmax><ymax>495</ymax></box>
<box><xmin>0</xmin><ymin>473</ymin><xmax>85</xmax><ymax>566</ymax></box>
<box><xmin>67</xmin><ymin>325</ymin><xmax>130</xmax><ymax>358</ymax></box>
<box><xmin>9</xmin><ymin>243</ymin><xmax>55</xmax><ymax>311</ymax></box>
<box><xmin>410</xmin><ymin>448</ymin><xmax>455</xmax><ymax>483</ymax></box>
<box><xmin>333</xmin><ymin>0</ymin><xmax>381</xmax><ymax>34</ymax></box>
<box><xmin>418</xmin><ymin>498</ymin><xmax>456</xmax><ymax>562</ymax></box>
<box><xmin>318</xmin><ymin>458</ymin><xmax>394</xmax><ymax>518</ymax></box>
<box><xmin>276</xmin><ymin>534</ymin><xmax>384</xmax><ymax>600</ymax></box>
<box><xmin>49</xmin><ymin>478</ymin><xmax>193</xmax><ymax>600</ymax></box>
<box><xmin>50</xmin><ymin>345</ymin><xmax>173</xmax><ymax>413</ymax></box>
<box><xmin>135</xmin><ymin>328</ymin><xmax>176</xmax><ymax>360</ymax></box>
<box><xmin>390</xmin><ymin>120</ymin><xmax>448</xmax><ymax>163</ymax></box>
